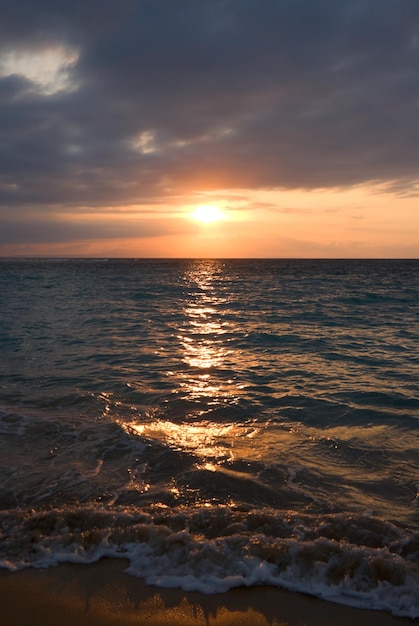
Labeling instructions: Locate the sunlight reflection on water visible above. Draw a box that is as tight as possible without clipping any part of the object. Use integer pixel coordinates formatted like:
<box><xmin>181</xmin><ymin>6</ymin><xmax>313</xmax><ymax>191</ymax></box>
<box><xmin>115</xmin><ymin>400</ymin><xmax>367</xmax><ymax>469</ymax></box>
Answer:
<box><xmin>122</xmin><ymin>261</ymin><xmax>260</xmax><ymax>472</ymax></box>
<box><xmin>126</xmin><ymin>419</ymin><xmax>255</xmax><ymax>462</ymax></box>
<box><xmin>176</xmin><ymin>260</ymin><xmax>241</xmax><ymax>406</ymax></box>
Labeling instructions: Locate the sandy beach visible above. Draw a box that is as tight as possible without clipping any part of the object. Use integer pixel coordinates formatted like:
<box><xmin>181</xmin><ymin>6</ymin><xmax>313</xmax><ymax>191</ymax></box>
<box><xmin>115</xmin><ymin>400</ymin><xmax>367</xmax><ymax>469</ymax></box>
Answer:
<box><xmin>0</xmin><ymin>559</ymin><xmax>414</xmax><ymax>626</ymax></box>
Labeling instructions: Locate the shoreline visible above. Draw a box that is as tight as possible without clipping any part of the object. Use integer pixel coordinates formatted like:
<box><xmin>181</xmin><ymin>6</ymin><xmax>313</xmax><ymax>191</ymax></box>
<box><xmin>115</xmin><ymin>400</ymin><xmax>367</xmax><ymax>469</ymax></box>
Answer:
<box><xmin>0</xmin><ymin>558</ymin><xmax>415</xmax><ymax>626</ymax></box>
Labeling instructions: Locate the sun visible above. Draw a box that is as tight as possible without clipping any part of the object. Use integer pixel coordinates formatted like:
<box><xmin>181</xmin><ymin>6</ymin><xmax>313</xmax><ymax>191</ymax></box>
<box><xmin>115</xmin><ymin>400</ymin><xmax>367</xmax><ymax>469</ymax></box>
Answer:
<box><xmin>192</xmin><ymin>204</ymin><xmax>224</xmax><ymax>223</ymax></box>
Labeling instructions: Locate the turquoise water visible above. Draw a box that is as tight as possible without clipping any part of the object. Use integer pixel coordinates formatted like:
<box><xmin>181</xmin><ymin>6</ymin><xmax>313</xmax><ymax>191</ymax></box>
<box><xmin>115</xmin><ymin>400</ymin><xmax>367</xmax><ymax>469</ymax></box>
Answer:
<box><xmin>0</xmin><ymin>258</ymin><xmax>418</xmax><ymax>616</ymax></box>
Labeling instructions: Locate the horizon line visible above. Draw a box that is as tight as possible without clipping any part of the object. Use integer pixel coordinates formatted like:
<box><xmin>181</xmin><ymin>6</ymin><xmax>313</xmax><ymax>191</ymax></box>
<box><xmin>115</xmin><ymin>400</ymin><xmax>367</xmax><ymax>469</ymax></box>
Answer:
<box><xmin>1</xmin><ymin>256</ymin><xmax>418</xmax><ymax>261</ymax></box>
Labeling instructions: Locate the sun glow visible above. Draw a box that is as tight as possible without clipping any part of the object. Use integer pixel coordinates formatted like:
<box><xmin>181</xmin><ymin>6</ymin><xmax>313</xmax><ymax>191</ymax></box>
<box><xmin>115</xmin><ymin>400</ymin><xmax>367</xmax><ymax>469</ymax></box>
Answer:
<box><xmin>192</xmin><ymin>204</ymin><xmax>224</xmax><ymax>223</ymax></box>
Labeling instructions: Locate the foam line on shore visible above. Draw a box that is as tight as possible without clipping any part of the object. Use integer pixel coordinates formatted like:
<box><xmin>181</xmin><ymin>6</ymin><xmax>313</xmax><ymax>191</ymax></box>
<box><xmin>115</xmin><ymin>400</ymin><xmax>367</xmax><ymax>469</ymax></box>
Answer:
<box><xmin>0</xmin><ymin>558</ymin><xmax>414</xmax><ymax>626</ymax></box>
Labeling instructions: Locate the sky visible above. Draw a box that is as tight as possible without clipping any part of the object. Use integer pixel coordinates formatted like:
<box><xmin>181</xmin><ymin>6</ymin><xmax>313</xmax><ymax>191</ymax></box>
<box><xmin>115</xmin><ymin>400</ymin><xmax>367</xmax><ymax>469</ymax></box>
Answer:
<box><xmin>0</xmin><ymin>0</ymin><xmax>418</xmax><ymax>258</ymax></box>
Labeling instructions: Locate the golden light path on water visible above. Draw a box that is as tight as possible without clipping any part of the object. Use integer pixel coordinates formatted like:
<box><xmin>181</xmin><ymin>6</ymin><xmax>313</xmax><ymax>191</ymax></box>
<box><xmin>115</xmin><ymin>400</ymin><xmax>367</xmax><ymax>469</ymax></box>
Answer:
<box><xmin>126</xmin><ymin>261</ymin><xmax>261</xmax><ymax>477</ymax></box>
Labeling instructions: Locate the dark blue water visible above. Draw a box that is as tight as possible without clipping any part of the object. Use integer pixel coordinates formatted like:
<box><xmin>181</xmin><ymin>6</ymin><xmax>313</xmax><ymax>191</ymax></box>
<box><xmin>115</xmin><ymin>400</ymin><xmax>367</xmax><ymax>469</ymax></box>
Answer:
<box><xmin>0</xmin><ymin>258</ymin><xmax>418</xmax><ymax>616</ymax></box>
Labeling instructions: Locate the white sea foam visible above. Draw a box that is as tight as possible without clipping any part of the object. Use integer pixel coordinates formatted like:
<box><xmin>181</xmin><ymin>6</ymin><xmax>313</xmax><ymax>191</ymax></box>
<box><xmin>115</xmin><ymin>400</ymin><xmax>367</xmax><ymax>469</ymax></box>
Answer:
<box><xmin>1</xmin><ymin>505</ymin><xmax>418</xmax><ymax>618</ymax></box>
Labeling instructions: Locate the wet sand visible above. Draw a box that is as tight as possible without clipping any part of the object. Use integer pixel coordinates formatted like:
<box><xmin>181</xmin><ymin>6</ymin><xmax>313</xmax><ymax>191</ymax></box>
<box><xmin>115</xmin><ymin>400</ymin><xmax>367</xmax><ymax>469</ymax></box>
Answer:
<box><xmin>0</xmin><ymin>559</ymin><xmax>415</xmax><ymax>626</ymax></box>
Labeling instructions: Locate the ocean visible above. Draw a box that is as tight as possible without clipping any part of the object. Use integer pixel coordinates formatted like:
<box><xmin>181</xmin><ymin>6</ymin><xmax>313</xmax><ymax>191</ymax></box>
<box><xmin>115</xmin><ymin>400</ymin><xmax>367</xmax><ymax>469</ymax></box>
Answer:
<box><xmin>0</xmin><ymin>258</ymin><xmax>418</xmax><ymax>618</ymax></box>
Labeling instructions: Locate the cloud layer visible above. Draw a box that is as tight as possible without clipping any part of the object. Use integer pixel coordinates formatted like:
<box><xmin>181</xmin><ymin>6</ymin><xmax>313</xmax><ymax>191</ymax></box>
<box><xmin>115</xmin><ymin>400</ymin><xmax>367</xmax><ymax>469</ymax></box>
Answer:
<box><xmin>1</xmin><ymin>0</ymin><xmax>419</xmax><ymax>245</ymax></box>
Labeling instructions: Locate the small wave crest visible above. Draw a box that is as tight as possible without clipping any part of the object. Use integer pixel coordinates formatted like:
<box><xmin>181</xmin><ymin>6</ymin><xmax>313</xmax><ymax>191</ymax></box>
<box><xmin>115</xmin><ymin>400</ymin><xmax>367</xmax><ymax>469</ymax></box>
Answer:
<box><xmin>1</xmin><ymin>505</ymin><xmax>418</xmax><ymax>618</ymax></box>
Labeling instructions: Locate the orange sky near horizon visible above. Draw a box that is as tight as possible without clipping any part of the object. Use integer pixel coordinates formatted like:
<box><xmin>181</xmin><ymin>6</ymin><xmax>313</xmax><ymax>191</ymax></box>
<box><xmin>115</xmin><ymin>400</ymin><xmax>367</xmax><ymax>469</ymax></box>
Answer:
<box><xmin>1</xmin><ymin>184</ymin><xmax>417</xmax><ymax>258</ymax></box>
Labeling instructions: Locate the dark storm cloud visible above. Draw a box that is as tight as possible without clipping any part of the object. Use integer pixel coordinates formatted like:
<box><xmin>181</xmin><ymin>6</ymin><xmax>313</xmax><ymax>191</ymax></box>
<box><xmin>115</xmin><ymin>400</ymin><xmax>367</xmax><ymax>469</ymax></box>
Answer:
<box><xmin>1</xmin><ymin>0</ymin><xmax>419</xmax><ymax>223</ymax></box>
